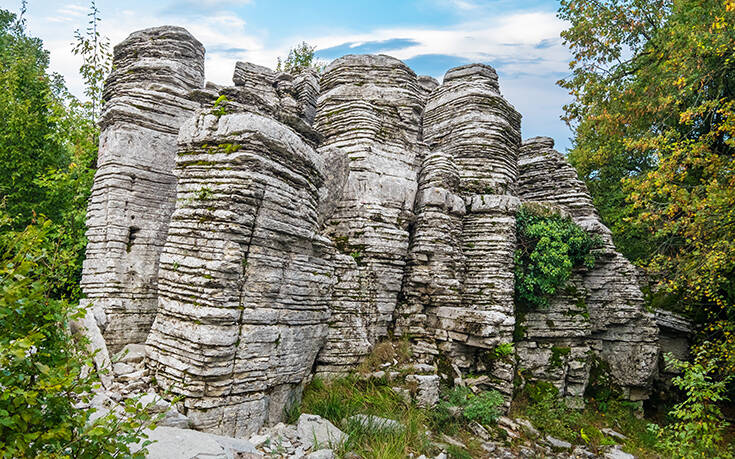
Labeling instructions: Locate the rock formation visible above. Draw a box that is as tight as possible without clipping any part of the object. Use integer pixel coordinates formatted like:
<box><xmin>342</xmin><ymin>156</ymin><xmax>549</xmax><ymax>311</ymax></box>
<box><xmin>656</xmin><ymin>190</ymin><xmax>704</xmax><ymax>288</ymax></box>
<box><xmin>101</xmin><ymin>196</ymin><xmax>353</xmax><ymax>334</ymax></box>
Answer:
<box><xmin>80</xmin><ymin>26</ymin><xmax>205</xmax><ymax>352</ymax></box>
<box><xmin>80</xmin><ymin>25</ymin><xmax>661</xmax><ymax>437</ymax></box>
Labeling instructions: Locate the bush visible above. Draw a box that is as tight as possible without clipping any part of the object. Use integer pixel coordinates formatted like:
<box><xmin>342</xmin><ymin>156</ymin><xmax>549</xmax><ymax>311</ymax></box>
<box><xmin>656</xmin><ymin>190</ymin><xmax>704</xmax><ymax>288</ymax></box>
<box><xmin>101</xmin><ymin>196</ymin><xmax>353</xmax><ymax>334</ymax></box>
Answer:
<box><xmin>514</xmin><ymin>205</ymin><xmax>601</xmax><ymax>309</ymax></box>
<box><xmin>0</xmin><ymin>217</ymin><xmax>159</xmax><ymax>457</ymax></box>
<box><xmin>462</xmin><ymin>391</ymin><xmax>504</xmax><ymax>425</ymax></box>
<box><xmin>648</xmin><ymin>352</ymin><xmax>734</xmax><ymax>459</ymax></box>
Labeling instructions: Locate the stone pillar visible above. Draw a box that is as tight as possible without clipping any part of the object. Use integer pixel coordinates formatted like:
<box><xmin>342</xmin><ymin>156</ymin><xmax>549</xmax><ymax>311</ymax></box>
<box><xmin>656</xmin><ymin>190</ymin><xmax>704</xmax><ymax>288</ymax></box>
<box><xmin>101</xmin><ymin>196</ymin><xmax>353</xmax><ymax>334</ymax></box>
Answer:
<box><xmin>80</xmin><ymin>26</ymin><xmax>204</xmax><ymax>352</ymax></box>
<box><xmin>313</xmin><ymin>55</ymin><xmax>426</xmax><ymax>374</ymax></box>
<box><xmin>145</xmin><ymin>111</ymin><xmax>333</xmax><ymax>437</ymax></box>
<box><xmin>404</xmin><ymin>64</ymin><xmax>522</xmax><ymax>399</ymax></box>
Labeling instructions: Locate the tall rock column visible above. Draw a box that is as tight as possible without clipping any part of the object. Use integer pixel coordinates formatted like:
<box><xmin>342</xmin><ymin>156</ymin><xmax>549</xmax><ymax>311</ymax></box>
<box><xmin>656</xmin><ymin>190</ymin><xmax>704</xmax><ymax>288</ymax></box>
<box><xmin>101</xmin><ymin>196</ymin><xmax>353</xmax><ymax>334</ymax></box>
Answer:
<box><xmin>145</xmin><ymin>110</ymin><xmax>334</xmax><ymax>437</ymax></box>
<box><xmin>313</xmin><ymin>55</ymin><xmax>425</xmax><ymax>374</ymax></box>
<box><xmin>401</xmin><ymin>64</ymin><xmax>521</xmax><ymax>398</ymax></box>
<box><xmin>80</xmin><ymin>26</ymin><xmax>204</xmax><ymax>352</ymax></box>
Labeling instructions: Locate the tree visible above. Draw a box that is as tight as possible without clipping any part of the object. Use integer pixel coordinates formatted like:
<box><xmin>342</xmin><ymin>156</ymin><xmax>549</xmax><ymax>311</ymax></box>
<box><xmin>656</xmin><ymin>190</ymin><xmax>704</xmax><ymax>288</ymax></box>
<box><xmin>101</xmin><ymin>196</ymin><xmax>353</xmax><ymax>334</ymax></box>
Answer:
<box><xmin>0</xmin><ymin>9</ymin><xmax>69</xmax><ymax>227</ymax></box>
<box><xmin>276</xmin><ymin>41</ymin><xmax>324</xmax><ymax>73</ymax></box>
<box><xmin>558</xmin><ymin>0</ymin><xmax>735</xmax><ymax>377</ymax></box>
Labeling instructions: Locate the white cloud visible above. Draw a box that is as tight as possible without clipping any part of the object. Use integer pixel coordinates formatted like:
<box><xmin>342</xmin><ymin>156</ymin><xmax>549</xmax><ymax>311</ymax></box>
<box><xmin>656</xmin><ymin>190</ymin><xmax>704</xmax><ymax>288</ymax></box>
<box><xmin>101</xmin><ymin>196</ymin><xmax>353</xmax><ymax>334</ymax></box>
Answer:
<box><xmin>21</xmin><ymin>1</ymin><xmax>573</xmax><ymax>148</ymax></box>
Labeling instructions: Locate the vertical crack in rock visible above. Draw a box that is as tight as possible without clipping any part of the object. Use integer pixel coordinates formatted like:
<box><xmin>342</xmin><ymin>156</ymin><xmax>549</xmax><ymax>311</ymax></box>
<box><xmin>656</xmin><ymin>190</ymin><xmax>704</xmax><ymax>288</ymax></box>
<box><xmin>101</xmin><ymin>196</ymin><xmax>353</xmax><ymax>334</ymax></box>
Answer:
<box><xmin>517</xmin><ymin>137</ymin><xmax>659</xmax><ymax>403</ymax></box>
<box><xmin>313</xmin><ymin>55</ymin><xmax>425</xmax><ymax>374</ymax></box>
<box><xmin>145</xmin><ymin>111</ymin><xmax>334</xmax><ymax>436</ymax></box>
<box><xmin>80</xmin><ymin>26</ymin><xmax>205</xmax><ymax>352</ymax></box>
<box><xmin>398</xmin><ymin>64</ymin><xmax>522</xmax><ymax>401</ymax></box>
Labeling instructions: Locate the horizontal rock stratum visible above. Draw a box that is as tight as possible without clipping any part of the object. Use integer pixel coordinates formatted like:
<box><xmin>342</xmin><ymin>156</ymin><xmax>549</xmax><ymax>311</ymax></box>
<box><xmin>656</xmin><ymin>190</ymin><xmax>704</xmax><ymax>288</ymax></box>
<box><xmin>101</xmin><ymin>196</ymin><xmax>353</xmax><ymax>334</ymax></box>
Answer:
<box><xmin>80</xmin><ymin>25</ymin><xmax>659</xmax><ymax>437</ymax></box>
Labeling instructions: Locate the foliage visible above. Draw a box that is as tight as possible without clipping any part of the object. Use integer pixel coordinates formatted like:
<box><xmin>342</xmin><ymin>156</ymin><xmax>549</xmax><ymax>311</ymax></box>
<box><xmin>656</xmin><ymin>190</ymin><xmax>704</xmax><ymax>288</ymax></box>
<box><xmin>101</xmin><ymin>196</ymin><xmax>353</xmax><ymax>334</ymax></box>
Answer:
<box><xmin>514</xmin><ymin>205</ymin><xmax>601</xmax><ymax>309</ymax></box>
<box><xmin>297</xmin><ymin>376</ymin><xmax>435</xmax><ymax>458</ymax></box>
<box><xmin>493</xmin><ymin>342</ymin><xmax>514</xmax><ymax>359</ymax></box>
<box><xmin>462</xmin><ymin>390</ymin><xmax>504</xmax><ymax>425</ymax></box>
<box><xmin>648</xmin><ymin>352</ymin><xmax>733</xmax><ymax>458</ymax></box>
<box><xmin>276</xmin><ymin>41</ymin><xmax>324</xmax><ymax>73</ymax></box>
<box><xmin>0</xmin><ymin>215</ymin><xmax>160</xmax><ymax>458</ymax></box>
<box><xmin>511</xmin><ymin>382</ymin><xmax>658</xmax><ymax>457</ymax></box>
<box><xmin>558</xmin><ymin>0</ymin><xmax>735</xmax><ymax>379</ymax></box>
<box><xmin>0</xmin><ymin>9</ymin><xmax>69</xmax><ymax>227</ymax></box>
<box><xmin>72</xmin><ymin>0</ymin><xmax>111</xmax><ymax>120</ymax></box>
<box><xmin>0</xmin><ymin>5</ymin><xmax>160</xmax><ymax>457</ymax></box>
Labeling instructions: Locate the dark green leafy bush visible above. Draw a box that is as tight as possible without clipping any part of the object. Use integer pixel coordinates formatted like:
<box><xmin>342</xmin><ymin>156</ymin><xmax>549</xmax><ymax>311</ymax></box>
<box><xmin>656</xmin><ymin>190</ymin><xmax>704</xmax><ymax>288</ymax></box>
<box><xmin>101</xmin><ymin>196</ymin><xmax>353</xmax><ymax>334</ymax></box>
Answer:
<box><xmin>514</xmin><ymin>205</ymin><xmax>602</xmax><ymax>309</ymax></box>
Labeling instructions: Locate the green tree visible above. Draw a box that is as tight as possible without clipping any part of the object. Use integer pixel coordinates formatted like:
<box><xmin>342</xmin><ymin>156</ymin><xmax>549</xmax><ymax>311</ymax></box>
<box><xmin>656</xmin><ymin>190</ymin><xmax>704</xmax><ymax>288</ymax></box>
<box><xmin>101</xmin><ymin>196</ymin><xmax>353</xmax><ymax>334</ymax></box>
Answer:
<box><xmin>276</xmin><ymin>41</ymin><xmax>324</xmax><ymax>73</ymax></box>
<box><xmin>0</xmin><ymin>9</ymin><xmax>69</xmax><ymax>227</ymax></box>
<box><xmin>558</xmin><ymin>0</ymin><xmax>735</xmax><ymax>377</ymax></box>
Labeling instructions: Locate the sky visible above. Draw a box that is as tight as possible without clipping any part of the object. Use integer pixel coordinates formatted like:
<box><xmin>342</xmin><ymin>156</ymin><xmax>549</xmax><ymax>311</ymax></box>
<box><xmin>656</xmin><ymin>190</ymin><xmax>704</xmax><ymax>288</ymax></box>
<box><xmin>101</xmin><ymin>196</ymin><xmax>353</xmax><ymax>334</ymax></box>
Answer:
<box><xmin>13</xmin><ymin>0</ymin><xmax>575</xmax><ymax>151</ymax></box>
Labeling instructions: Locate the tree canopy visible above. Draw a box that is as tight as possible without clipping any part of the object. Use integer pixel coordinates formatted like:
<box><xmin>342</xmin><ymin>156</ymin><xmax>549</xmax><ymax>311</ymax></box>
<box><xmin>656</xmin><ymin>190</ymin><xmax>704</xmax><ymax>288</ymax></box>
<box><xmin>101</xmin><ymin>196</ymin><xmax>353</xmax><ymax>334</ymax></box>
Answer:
<box><xmin>559</xmin><ymin>0</ymin><xmax>735</xmax><ymax>375</ymax></box>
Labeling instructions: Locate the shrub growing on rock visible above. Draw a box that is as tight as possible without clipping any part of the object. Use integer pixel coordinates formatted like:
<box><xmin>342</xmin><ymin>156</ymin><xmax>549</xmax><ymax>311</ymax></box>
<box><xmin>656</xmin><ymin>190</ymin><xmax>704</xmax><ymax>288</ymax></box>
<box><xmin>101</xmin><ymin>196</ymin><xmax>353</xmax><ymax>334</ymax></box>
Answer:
<box><xmin>514</xmin><ymin>205</ymin><xmax>601</xmax><ymax>309</ymax></box>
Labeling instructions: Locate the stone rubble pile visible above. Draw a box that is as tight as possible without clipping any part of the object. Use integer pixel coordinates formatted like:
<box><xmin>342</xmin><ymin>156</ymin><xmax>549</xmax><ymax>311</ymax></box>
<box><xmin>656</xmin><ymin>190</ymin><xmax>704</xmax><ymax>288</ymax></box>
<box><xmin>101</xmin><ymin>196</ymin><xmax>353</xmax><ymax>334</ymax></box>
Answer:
<box><xmin>79</xmin><ymin>25</ymin><xmax>662</xmax><ymax>441</ymax></box>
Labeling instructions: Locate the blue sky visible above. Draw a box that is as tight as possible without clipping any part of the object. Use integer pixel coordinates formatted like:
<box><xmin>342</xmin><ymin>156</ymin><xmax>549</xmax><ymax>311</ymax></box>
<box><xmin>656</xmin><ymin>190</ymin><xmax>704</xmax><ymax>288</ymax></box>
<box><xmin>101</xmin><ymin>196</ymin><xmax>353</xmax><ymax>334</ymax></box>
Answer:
<box><xmin>14</xmin><ymin>0</ymin><xmax>574</xmax><ymax>151</ymax></box>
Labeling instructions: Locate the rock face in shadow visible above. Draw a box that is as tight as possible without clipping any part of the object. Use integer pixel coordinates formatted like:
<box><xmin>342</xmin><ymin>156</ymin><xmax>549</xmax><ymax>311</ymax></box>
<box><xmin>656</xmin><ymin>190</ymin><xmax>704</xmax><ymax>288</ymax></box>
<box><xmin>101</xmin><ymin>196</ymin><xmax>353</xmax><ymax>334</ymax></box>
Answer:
<box><xmin>80</xmin><ymin>26</ymin><xmax>662</xmax><ymax>437</ymax></box>
<box><xmin>80</xmin><ymin>26</ymin><xmax>205</xmax><ymax>352</ymax></box>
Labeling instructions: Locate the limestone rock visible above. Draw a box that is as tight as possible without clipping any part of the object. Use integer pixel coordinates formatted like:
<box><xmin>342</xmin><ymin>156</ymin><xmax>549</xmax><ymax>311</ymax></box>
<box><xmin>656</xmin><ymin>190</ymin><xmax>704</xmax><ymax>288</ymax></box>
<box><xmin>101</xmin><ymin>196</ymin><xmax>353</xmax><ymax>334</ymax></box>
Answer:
<box><xmin>314</xmin><ymin>54</ymin><xmax>424</xmax><ymax>374</ymax></box>
<box><xmin>144</xmin><ymin>111</ymin><xmax>333</xmax><ymax>436</ymax></box>
<box><xmin>137</xmin><ymin>426</ymin><xmax>259</xmax><ymax>459</ymax></box>
<box><xmin>80</xmin><ymin>26</ymin><xmax>205</xmax><ymax>353</ymax></box>
<box><xmin>296</xmin><ymin>414</ymin><xmax>348</xmax><ymax>450</ymax></box>
<box><xmin>517</xmin><ymin>137</ymin><xmax>658</xmax><ymax>401</ymax></box>
<box><xmin>80</xmin><ymin>25</ymin><xmax>667</xmax><ymax>440</ymax></box>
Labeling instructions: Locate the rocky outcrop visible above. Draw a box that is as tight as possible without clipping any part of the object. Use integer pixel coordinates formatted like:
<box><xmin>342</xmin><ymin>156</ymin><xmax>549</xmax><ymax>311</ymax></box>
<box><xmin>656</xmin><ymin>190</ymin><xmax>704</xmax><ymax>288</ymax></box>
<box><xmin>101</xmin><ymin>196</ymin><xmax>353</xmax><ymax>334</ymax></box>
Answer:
<box><xmin>313</xmin><ymin>55</ymin><xmax>424</xmax><ymax>374</ymax></box>
<box><xmin>80</xmin><ymin>26</ymin><xmax>205</xmax><ymax>352</ymax></box>
<box><xmin>144</xmin><ymin>110</ymin><xmax>334</xmax><ymax>437</ymax></box>
<box><xmin>517</xmin><ymin>137</ymin><xmax>659</xmax><ymax>404</ymax></box>
<box><xmin>81</xmin><ymin>26</ymin><xmax>664</xmax><ymax>438</ymax></box>
<box><xmin>397</xmin><ymin>64</ymin><xmax>521</xmax><ymax>400</ymax></box>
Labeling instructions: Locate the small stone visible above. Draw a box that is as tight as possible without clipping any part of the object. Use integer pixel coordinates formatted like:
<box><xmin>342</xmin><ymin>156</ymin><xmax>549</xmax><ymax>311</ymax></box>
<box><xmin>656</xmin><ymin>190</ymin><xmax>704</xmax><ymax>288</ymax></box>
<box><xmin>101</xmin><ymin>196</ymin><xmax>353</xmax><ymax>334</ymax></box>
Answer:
<box><xmin>440</xmin><ymin>434</ymin><xmax>466</xmax><ymax>448</ymax></box>
<box><xmin>113</xmin><ymin>362</ymin><xmax>135</xmax><ymax>376</ymax></box>
<box><xmin>601</xmin><ymin>427</ymin><xmax>628</xmax><ymax>441</ymax></box>
<box><xmin>249</xmin><ymin>434</ymin><xmax>270</xmax><ymax>448</ymax></box>
<box><xmin>604</xmin><ymin>446</ymin><xmax>635</xmax><ymax>459</ymax></box>
<box><xmin>297</xmin><ymin>414</ymin><xmax>348</xmax><ymax>450</ymax></box>
<box><xmin>115</xmin><ymin>343</ymin><xmax>146</xmax><ymax>364</ymax></box>
<box><xmin>514</xmin><ymin>418</ymin><xmax>540</xmax><ymax>438</ymax></box>
<box><xmin>307</xmin><ymin>449</ymin><xmax>335</xmax><ymax>459</ymax></box>
<box><xmin>406</xmin><ymin>374</ymin><xmax>440</xmax><ymax>407</ymax></box>
<box><xmin>573</xmin><ymin>446</ymin><xmax>596</xmax><ymax>458</ymax></box>
<box><xmin>468</xmin><ymin>421</ymin><xmax>490</xmax><ymax>440</ymax></box>
<box><xmin>545</xmin><ymin>435</ymin><xmax>572</xmax><ymax>451</ymax></box>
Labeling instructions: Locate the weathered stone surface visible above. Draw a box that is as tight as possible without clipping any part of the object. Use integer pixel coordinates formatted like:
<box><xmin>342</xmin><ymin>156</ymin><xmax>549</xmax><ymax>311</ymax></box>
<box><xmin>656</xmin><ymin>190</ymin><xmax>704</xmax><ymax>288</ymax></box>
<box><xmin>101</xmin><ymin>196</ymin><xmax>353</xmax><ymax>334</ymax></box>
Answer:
<box><xmin>137</xmin><ymin>426</ymin><xmax>259</xmax><ymax>459</ymax></box>
<box><xmin>517</xmin><ymin>137</ymin><xmax>659</xmax><ymax>401</ymax></box>
<box><xmin>83</xmin><ymin>26</ymin><xmax>667</xmax><ymax>439</ymax></box>
<box><xmin>80</xmin><ymin>26</ymin><xmax>205</xmax><ymax>352</ymax></box>
<box><xmin>296</xmin><ymin>414</ymin><xmax>348</xmax><ymax>450</ymax></box>
<box><xmin>397</xmin><ymin>63</ymin><xmax>522</xmax><ymax>401</ymax></box>
<box><xmin>314</xmin><ymin>54</ymin><xmax>424</xmax><ymax>374</ymax></box>
<box><xmin>145</xmin><ymin>111</ymin><xmax>334</xmax><ymax>436</ymax></box>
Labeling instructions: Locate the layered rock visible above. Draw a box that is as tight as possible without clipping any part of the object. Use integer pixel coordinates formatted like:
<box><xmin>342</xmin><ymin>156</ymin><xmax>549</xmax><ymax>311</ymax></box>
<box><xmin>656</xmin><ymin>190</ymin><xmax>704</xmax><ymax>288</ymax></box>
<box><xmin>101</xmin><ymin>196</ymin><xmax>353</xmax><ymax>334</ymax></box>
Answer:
<box><xmin>80</xmin><ymin>26</ymin><xmax>205</xmax><ymax>352</ymax></box>
<box><xmin>144</xmin><ymin>111</ymin><xmax>334</xmax><ymax>436</ymax></box>
<box><xmin>313</xmin><ymin>55</ymin><xmax>425</xmax><ymax>374</ymax></box>
<box><xmin>80</xmin><ymin>25</ymin><xmax>667</xmax><ymax>439</ymax></box>
<box><xmin>397</xmin><ymin>64</ymin><xmax>521</xmax><ymax>399</ymax></box>
<box><xmin>517</xmin><ymin>137</ymin><xmax>659</xmax><ymax>402</ymax></box>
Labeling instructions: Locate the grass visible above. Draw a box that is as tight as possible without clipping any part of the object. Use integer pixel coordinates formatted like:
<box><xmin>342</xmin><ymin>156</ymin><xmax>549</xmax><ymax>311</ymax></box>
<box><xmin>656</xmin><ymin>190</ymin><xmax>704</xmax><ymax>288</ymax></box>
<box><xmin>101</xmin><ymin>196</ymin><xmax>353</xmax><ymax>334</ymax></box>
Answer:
<box><xmin>510</xmin><ymin>382</ymin><xmax>660</xmax><ymax>458</ymax></box>
<box><xmin>293</xmin><ymin>375</ymin><xmax>496</xmax><ymax>458</ymax></box>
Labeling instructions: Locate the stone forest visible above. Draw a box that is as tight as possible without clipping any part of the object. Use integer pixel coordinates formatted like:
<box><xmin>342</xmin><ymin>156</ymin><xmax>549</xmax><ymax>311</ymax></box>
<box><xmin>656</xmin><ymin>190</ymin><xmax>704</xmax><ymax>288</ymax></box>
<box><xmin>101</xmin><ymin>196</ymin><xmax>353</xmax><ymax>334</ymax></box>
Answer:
<box><xmin>61</xmin><ymin>24</ymin><xmax>698</xmax><ymax>458</ymax></box>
